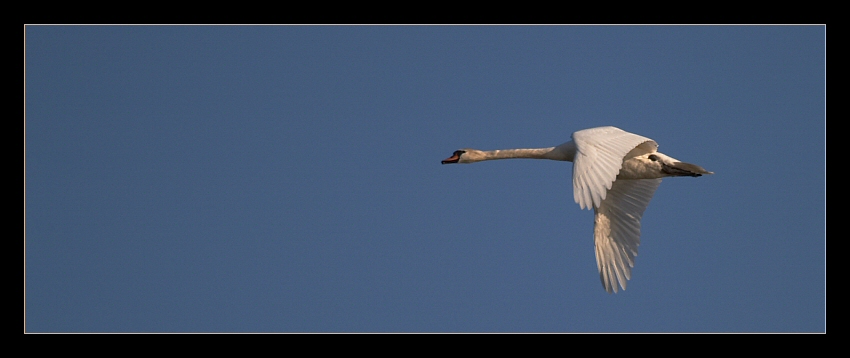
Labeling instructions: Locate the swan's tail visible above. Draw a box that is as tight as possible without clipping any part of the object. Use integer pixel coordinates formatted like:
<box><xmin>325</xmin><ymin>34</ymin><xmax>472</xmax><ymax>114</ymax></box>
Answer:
<box><xmin>662</xmin><ymin>161</ymin><xmax>714</xmax><ymax>177</ymax></box>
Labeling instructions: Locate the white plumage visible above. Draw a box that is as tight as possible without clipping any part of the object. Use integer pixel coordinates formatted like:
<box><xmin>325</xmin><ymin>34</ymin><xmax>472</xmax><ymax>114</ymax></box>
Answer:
<box><xmin>442</xmin><ymin>126</ymin><xmax>712</xmax><ymax>293</ymax></box>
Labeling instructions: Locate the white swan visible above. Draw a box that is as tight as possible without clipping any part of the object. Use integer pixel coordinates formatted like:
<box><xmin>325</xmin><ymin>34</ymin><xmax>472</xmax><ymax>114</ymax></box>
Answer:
<box><xmin>441</xmin><ymin>126</ymin><xmax>713</xmax><ymax>293</ymax></box>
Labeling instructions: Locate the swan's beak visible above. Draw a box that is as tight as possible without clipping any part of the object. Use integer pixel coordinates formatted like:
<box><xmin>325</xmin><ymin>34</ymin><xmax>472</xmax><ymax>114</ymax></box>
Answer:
<box><xmin>441</xmin><ymin>153</ymin><xmax>461</xmax><ymax>164</ymax></box>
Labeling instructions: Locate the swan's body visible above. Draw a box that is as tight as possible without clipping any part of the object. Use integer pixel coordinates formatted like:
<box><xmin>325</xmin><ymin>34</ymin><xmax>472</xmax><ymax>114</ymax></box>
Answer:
<box><xmin>441</xmin><ymin>126</ymin><xmax>712</xmax><ymax>293</ymax></box>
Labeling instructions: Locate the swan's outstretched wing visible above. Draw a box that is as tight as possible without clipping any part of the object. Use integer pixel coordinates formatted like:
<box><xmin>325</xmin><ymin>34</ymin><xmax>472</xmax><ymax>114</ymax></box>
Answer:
<box><xmin>594</xmin><ymin>178</ymin><xmax>661</xmax><ymax>293</ymax></box>
<box><xmin>571</xmin><ymin>126</ymin><xmax>657</xmax><ymax>210</ymax></box>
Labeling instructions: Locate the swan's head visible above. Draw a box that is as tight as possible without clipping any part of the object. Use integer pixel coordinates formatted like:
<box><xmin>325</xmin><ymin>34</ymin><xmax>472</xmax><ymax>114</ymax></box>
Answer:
<box><xmin>441</xmin><ymin>149</ymin><xmax>486</xmax><ymax>164</ymax></box>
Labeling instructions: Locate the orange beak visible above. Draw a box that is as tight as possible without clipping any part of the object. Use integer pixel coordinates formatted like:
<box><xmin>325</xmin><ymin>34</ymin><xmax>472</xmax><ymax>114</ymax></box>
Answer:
<box><xmin>441</xmin><ymin>153</ymin><xmax>460</xmax><ymax>164</ymax></box>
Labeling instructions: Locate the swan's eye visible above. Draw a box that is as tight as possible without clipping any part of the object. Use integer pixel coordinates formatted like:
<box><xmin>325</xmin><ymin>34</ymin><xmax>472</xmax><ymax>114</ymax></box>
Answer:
<box><xmin>441</xmin><ymin>150</ymin><xmax>467</xmax><ymax>164</ymax></box>
<box><xmin>648</xmin><ymin>155</ymin><xmax>658</xmax><ymax>162</ymax></box>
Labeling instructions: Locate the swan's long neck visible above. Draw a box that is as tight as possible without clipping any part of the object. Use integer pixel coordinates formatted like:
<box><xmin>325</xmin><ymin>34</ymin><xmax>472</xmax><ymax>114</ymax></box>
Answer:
<box><xmin>463</xmin><ymin>142</ymin><xmax>575</xmax><ymax>163</ymax></box>
<box><xmin>481</xmin><ymin>148</ymin><xmax>556</xmax><ymax>160</ymax></box>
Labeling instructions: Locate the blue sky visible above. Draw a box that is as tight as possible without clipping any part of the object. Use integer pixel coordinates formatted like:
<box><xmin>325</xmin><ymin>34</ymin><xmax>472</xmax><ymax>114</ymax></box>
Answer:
<box><xmin>25</xmin><ymin>25</ymin><xmax>825</xmax><ymax>333</ymax></box>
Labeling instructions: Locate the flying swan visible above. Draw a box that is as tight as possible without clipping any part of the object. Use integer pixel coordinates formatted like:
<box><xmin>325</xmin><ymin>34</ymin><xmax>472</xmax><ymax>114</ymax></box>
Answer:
<box><xmin>441</xmin><ymin>126</ymin><xmax>713</xmax><ymax>293</ymax></box>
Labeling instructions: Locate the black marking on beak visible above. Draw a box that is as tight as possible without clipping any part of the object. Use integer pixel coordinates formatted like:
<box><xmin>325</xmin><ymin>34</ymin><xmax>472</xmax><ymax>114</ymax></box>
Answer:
<box><xmin>441</xmin><ymin>150</ymin><xmax>465</xmax><ymax>164</ymax></box>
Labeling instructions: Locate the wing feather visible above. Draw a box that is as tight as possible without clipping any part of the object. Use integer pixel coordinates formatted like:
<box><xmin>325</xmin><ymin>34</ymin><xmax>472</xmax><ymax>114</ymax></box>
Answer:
<box><xmin>593</xmin><ymin>178</ymin><xmax>662</xmax><ymax>293</ymax></box>
<box><xmin>572</xmin><ymin>126</ymin><xmax>657</xmax><ymax>210</ymax></box>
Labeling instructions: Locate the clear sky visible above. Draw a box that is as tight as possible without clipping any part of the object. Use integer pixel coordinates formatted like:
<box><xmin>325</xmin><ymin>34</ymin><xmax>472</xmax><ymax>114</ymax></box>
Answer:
<box><xmin>25</xmin><ymin>25</ymin><xmax>825</xmax><ymax>333</ymax></box>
